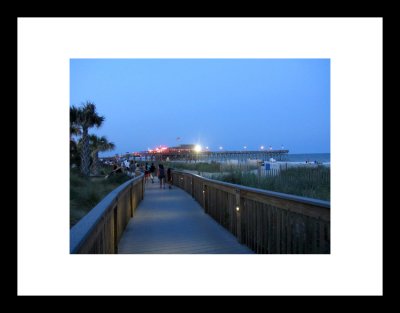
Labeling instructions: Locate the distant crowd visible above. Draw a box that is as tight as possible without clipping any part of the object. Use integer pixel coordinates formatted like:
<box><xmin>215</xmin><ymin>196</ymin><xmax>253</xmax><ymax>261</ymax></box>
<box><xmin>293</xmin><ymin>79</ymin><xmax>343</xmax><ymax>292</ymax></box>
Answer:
<box><xmin>104</xmin><ymin>159</ymin><xmax>173</xmax><ymax>189</ymax></box>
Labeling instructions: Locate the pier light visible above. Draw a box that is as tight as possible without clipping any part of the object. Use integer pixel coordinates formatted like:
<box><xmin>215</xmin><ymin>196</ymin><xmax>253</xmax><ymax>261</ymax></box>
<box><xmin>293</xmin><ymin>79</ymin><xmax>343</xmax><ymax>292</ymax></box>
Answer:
<box><xmin>219</xmin><ymin>146</ymin><xmax>223</xmax><ymax>150</ymax></box>
<box><xmin>205</xmin><ymin>146</ymin><xmax>209</xmax><ymax>150</ymax></box>
<box><xmin>194</xmin><ymin>144</ymin><xmax>202</xmax><ymax>152</ymax></box>
<box><xmin>260</xmin><ymin>145</ymin><xmax>264</xmax><ymax>150</ymax></box>
<box><xmin>244</xmin><ymin>146</ymin><xmax>247</xmax><ymax>150</ymax></box>
<box><xmin>236</xmin><ymin>206</ymin><xmax>240</xmax><ymax>212</ymax></box>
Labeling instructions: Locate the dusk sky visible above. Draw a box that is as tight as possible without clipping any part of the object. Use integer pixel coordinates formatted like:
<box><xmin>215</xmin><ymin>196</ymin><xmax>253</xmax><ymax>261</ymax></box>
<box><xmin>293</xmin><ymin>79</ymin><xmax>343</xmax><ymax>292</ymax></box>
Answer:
<box><xmin>70</xmin><ymin>59</ymin><xmax>330</xmax><ymax>157</ymax></box>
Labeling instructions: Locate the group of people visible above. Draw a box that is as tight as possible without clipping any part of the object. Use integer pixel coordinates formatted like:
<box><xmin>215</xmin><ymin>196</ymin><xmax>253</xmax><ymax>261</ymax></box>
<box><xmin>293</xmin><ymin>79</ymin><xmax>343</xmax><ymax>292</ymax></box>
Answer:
<box><xmin>106</xmin><ymin>160</ymin><xmax>173</xmax><ymax>189</ymax></box>
<box><xmin>139</xmin><ymin>162</ymin><xmax>173</xmax><ymax>189</ymax></box>
<box><xmin>156</xmin><ymin>164</ymin><xmax>173</xmax><ymax>189</ymax></box>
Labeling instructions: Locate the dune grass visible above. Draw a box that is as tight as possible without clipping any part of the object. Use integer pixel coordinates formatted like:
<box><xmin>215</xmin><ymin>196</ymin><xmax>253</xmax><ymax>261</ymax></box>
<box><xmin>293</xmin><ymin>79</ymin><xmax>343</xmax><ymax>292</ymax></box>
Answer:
<box><xmin>211</xmin><ymin>166</ymin><xmax>330</xmax><ymax>201</ymax></box>
<box><xmin>162</xmin><ymin>162</ymin><xmax>221</xmax><ymax>172</ymax></box>
<box><xmin>162</xmin><ymin>161</ymin><xmax>258</xmax><ymax>173</ymax></box>
<box><xmin>70</xmin><ymin>168</ymin><xmax>131</xmax><ymax>228</ymax></box>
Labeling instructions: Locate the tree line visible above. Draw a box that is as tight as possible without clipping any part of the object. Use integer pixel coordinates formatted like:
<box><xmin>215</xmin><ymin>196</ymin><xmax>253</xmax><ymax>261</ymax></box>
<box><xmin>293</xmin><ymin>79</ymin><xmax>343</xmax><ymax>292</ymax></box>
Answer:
<box><xmin>70</xmin><ymin>101</ymin><xmax>115</xmax><ymax>176</ymax></box>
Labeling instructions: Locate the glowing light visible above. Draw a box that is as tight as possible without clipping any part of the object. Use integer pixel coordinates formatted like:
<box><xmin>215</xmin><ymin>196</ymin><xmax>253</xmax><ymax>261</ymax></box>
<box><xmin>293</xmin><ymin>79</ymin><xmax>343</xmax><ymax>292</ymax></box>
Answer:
<box><xmin>236</xmin><ymin>206</ymin><xmax>240</xmax><ymax>212</ymax></box>
<box><xmin>205</xmin><ymin>146</ymin><xmax>209</xmax><ymax>150</ymax></box>
<box><xmin>219</xmin><ymin>146</ymin><xmax>223</xmax><ymax>150</ymax></box>
<box><xmin>194</xmin><ymin>144</ymin><xmax>202</xmax><ymax>152</ymax></box>
<box><xmin>244</xmin><ymin>146</ymin><xmax>247</xmax><ymax>149</ymax></box>
<box><xmin>260</xmin><ymin>145</ymin><xmax>264</xmax><ymax>150</ymax></box>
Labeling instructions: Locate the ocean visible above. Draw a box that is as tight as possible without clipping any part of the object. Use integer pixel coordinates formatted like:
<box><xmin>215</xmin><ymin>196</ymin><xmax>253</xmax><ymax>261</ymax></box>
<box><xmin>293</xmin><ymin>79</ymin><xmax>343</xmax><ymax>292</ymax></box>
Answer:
<box><xmin>283</xmin><ymin>153</ymin><xmax>330</xmax><ymax>163</ymax></box>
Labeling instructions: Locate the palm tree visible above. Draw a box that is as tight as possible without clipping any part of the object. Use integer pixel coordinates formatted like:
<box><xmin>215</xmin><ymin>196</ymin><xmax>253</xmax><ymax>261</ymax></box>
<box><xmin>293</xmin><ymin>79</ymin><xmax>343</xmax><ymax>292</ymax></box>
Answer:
<box><xmin>70</xmin><ymin>106</ymin><xmax>82</xmax><ymax>167</ymax></box>
<box><xmin>88</xmin><ymin>135</ymin><xmax>115</xmax><ymax>175</ymax></box>
<box><xmin>71</xmin><ymin>102</ymin><xmax>105</xmax><ymax>176</ymax></box>
<box><xmin>70</xmin><ymin>106</ymin><xmax>81</xmax><ymax>139</ymax></box>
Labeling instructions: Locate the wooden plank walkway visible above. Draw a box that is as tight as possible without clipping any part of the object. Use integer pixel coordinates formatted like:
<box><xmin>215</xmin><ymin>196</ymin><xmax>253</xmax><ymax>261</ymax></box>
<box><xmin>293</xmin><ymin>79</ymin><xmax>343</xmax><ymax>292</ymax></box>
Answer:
<box><xmin>118</xmin><ymin>181</ymin><xmax>253</xmax><ymax>254</ymax></box>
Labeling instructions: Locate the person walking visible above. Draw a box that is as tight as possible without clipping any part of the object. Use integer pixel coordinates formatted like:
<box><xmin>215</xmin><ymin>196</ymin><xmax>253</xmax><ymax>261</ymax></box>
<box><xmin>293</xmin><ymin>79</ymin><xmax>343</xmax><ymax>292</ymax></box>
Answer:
<box><xmin>157</xmin><ymin>164</ymin><xmax>166</xmax><ymax>189</ymax></box>
<box><xmin>129</xmin><ymin>160</ymin><xmax>135</xmax><ymax>176</ymax></box>
<box><xmin>124</xmin><ymin>159</ymin><xmax>130</xmax><ymax>174</ymax></box>
<box><xmin>149</xmin><ymin>162</ymin><xmax>156</xmax><ymax>183</ymax></box>
<box><xmin>167</xmin><ymin>167</ymin><xmax>173</xmax><ymax>189</ymax></box>
<box><xmin>135</xmin><ymin>163</ymin><xmax>141</xmax><ymax>177</ymax></box>
<box><xmin>144</xmin><ymin>162</ymin><xmax>150</xmax><ymax>184</ymax></box>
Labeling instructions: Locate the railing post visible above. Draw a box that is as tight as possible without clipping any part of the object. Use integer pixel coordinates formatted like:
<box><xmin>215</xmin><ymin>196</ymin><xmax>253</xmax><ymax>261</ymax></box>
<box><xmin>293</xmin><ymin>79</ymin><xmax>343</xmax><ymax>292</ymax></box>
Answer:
<box><xmin>113</xmin><ymin>205</ymin><xmax>118</xmax><ymax>254</ymax></box>
<box><xmin>141</xmin><ymin>177</ymin><xmax>144</xmax><ymax>200</ymax></box>
<box><xmin>235</xmin><ymin>189</ymin><xmax>242</xmax><ymax>243</ymax></box>
<box><xmin>130</xmin><ymin>186</ymin><xmax>134</xmax><ymax>217</ymax></box>
<box><xmin>191</xmin><ymin>176</ymin><xmax>194</xmax><ymax>197</ymax></box>
<box><xmin>203</xmin><ymin>184</ymin><xmax>208</xmax><ymax>213</ymax></box>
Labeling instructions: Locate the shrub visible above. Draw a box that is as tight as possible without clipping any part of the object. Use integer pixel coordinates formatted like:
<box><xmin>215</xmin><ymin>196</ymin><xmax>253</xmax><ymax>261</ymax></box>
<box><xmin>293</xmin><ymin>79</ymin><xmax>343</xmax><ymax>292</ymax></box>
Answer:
<box><xmin>70</xmin><ymin>169</ymin><xmax>131</xmax><ymax>228</ymax></box>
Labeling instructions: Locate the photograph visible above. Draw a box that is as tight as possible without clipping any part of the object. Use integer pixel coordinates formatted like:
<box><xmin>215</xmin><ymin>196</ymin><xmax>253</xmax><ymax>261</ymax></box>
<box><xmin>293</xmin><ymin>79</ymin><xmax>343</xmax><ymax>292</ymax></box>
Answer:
<box><xmin>69</xmin><ymin>58</ymin><xmax>331</xmax><ymax>254</ymax></box>
<box><xmin>19</xmin><ymin>17</ymin><xmax>382</xmax><ymax>296</ymax></box>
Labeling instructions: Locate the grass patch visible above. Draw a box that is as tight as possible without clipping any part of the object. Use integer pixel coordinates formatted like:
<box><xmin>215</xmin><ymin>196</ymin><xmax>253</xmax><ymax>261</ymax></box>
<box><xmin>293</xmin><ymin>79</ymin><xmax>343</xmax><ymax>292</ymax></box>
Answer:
<box><xmin>163</xmin><ymin>162</ymin><xmax>221</xmax><ymax>172</ymax></box>
<box><xmin>212</xmin><ymin>166</ymin><xmax>330</xmax><ymax>201</ymax></box>
<box><xmin>70</xmin><ymin>168</ymin><xmax>131</xmax><ymax>228</ymax></box>
<box><xmin>162</xmin><ymin>161</ymin><xmax>258</xmax><ymax>173</ymax></box>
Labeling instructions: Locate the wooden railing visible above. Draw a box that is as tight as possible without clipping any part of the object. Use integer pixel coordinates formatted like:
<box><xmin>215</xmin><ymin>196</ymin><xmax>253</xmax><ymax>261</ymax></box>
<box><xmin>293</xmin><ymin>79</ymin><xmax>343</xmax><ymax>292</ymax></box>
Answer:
<box><xmin>171</xmin><ymin>170</ymin><xmax>330</xmax><ymax>254</ymax></box>
<box><xmin>70</xmin><ymin>174</ymin><xmax>144</xmax><ymax>254</ymax></box>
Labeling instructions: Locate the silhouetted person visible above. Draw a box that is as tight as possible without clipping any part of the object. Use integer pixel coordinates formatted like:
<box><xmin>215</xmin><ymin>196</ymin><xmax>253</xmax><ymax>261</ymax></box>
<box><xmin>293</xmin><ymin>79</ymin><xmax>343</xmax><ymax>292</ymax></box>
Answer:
<box><xmin>113</xmin><ymin>163</ymin><xmax>122</xmax><ymax>173</ymax></box>
<box><xmin>158</xmin><ymin>164</ymin><xmax>166</xmax><ymax>189</ymax></box>
<box><xmin>149</xmin><ymin>163</ymin><xmax>156</xmax><ymax>183</ymax></box>
<box><xmin>135</xmin><ymin>163</ymin><xmax>141</xmax><ymax>177</ymax></box>
<box><xmin>144</xmin><ymin>162</ymin><xmax>150</xmax><ymax>184</ymax></box>
<box><xmin>105</xmin><ymin>163</ymin><xmax>122</xmax><ymax>178</ymax></box>
<box><xmin>167</xmin><ymin>167</ymin><xmax>173</xmax><ymax>189</ymax></box>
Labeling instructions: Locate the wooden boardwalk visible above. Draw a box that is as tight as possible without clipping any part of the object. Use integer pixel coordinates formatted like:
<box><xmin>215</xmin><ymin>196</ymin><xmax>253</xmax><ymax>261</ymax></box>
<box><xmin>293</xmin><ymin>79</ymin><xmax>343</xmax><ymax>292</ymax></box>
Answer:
<box><xmin>118</xmin><ymin>181</ymin><xmax>253</xmax><ymax>254</ymax></box>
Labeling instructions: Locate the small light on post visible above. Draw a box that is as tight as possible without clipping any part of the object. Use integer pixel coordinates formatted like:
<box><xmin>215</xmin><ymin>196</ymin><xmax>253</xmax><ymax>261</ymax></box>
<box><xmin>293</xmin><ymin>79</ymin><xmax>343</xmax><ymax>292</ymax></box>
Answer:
<box><xmin>260</xmin><ymin>145</ymin><xmax>264</xmax><ymax>150</ymax></box>
<box><xmin>236</xmin><ymin>206</ymin><xmax>240</xmax><ymax>212</ymax></box>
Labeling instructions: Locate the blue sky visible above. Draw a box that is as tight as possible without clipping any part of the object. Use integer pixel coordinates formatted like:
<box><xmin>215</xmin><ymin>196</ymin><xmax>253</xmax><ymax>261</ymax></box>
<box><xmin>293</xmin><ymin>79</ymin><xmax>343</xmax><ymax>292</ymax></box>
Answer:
<box><xmin>70</xmin><ymin>59</ymin><xmax>330</xmax><ymax>156</ymax></box>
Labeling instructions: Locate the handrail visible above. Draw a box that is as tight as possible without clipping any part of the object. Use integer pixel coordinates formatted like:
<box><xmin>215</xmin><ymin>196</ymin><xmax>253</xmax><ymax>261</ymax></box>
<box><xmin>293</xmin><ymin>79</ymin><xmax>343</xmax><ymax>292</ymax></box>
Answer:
<box><xmin>180</xmin><ymin>171</ymin><xmax>330</xmax><ymax>208</ymax></box>
<box><xmin>171</xmin><ymin>170</ymin><xmax>330</xmax><ymax>253</ymax></box>
<box><xmin>70</xmin><ymin>174</ymin><xmax>144</xmax><ymax>254</ymax></box>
